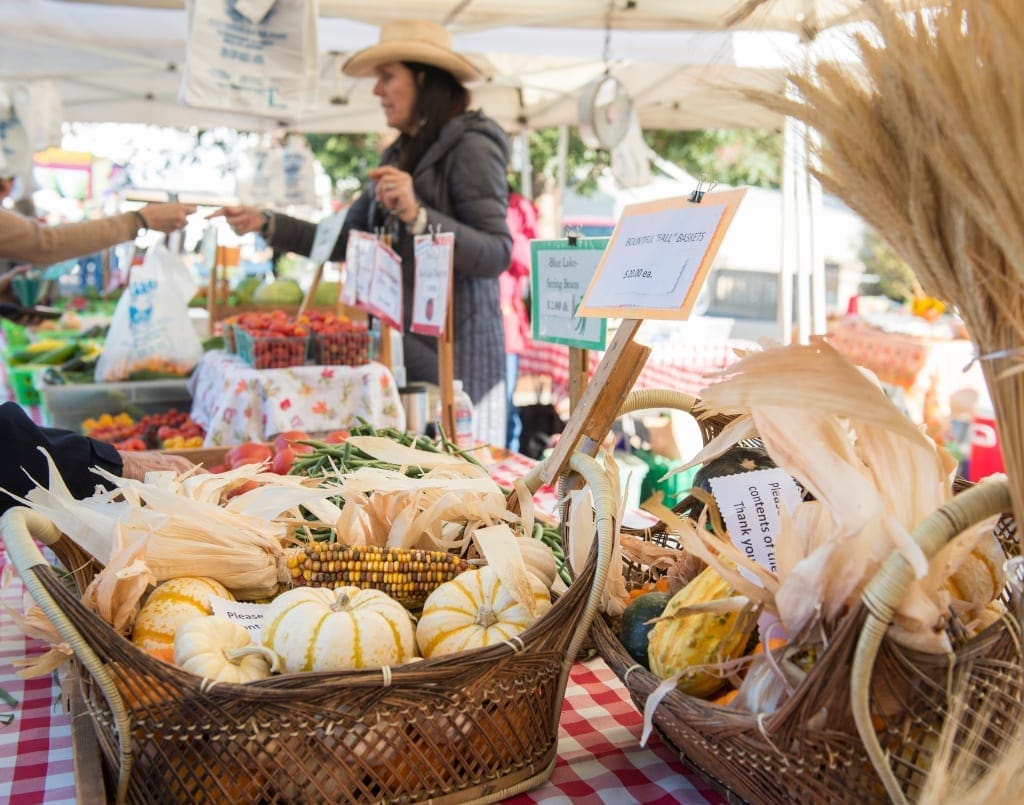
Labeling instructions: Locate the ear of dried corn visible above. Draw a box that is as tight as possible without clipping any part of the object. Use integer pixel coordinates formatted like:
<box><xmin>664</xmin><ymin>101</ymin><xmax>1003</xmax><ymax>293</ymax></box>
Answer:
<box><xmin>286</xmin><ymin>544</ymin><xmax>470</xmax><ymax>609</ymax></box>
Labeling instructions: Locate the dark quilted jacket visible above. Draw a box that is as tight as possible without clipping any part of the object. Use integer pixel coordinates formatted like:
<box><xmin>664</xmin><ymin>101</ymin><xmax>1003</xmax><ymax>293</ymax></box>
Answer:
<box><xmin>269</xmin><ymin>111</ymin><xmax>512</xmax><ymax>446</ymax></box>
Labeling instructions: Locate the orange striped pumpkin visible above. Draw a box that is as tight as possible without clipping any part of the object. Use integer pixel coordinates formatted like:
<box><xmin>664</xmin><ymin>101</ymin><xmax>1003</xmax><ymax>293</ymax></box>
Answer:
<box><xmin>131</xmin><ymin>577</ymin><xmax>233</xmax><ymax>661</ymax></box>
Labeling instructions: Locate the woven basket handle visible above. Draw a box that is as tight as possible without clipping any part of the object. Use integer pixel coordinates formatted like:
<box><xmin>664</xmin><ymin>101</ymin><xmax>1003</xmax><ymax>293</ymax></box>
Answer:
<box><xmin>618</xmin><ymin>388</ymin><xmax>701</xmax><ymax>419</ymax></box>
<box><xmin>850</xmin><ymin>477</ymin><xmax>1013</xmax><ymax>805</ymax></box>
<box><xmin>1</xmin><ymin>506</ymin><xmax>135</xmax><ymax>804</ymax></box>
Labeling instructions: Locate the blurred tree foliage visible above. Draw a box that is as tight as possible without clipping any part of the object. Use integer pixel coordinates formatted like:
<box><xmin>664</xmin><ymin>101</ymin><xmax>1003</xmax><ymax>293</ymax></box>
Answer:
<box><xmin>858</xmin><ymin>227</ymin><xmax>918</xmax><ymax>302</ymax></box>
<box><xmin>304</xmin><ymin>133</ymin><xmax>382</xmax><ymax>199</ymax></box>
<box><xmin>305</xmin><ymin>127</ymin><xmax>781</xmax><ymax>199</ymax></box>
<box><xmin>643</xmin><ymin>129</ymin><xmax>782</xmax><ymax>189</ymax></box>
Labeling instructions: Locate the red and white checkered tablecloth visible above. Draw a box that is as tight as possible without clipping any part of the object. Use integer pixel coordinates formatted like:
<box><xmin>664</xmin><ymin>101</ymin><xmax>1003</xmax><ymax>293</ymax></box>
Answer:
<box><xmin>1</xmin><ymin>554</ymin><xmax>725</xmax><ymax>804</ymax></box>
<box><xmin>518</xmin><ymin>338</ymin><xmax>757</xmax><ymax>404</ymax></box>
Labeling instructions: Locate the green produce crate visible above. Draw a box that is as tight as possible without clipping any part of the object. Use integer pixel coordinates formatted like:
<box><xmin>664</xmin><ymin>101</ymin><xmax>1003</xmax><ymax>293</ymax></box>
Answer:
<box><xmin>1</xmin><ymin>319</ymin><xmax>29</xmax><ymax>347</ymax></box>
<box><xmin>7</xmin><ymin>363</ymin><xmax>44</xmax><ymax>406</ymax></box>
<box><xmin>235</xmin><ymin>328</ymin><xmax>308</xmax><ymax>370</ymax></box>
<box><xmin>37</xmin><ymin>376</ymin><xmax>193</xmax><ymax>431</ymax></box>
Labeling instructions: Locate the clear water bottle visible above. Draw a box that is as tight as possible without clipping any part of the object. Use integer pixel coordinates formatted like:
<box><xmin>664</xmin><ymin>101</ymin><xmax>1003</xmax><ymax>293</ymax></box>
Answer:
<box><xmin>453</xmin><ymin>380</ymin><xmax>475</xmax><ymax>449</ymax></box>
<box><xmin>436</xmin><ymin>379</ymin><xmax>475</xmax><ymax>449</ymax></box>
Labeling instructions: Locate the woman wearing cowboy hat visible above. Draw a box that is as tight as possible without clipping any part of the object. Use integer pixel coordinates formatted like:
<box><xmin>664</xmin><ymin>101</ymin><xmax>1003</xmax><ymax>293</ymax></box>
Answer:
<box><xmin>213</xmin><ymin>20</ymin><xmax>512</xmax><ymax>447</ymax></box>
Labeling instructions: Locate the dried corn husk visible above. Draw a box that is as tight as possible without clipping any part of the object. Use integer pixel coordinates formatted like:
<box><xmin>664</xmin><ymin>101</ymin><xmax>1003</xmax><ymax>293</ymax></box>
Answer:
<box><xmin>661</xmin><ymin>342</ymin><xmax>983</xmax><ymax>652</ymax></box>
<box><xmin>2</xmin><ymin>450</ymin><xmax>292</xmax><ymax>603</ymax></box>
<box><xmin>1</xmin><ymin>565</ymin><xmax>73</xmax><ymax>678</ymax></box>
<box><xmin>474</xmin><ymin>524</ymin><xmax>538</xmax><ymax>616</ymax></box>
<box><xmin>310</xmin><ymin>465</ymin><xmax>512</xmax><ymax>551</ymax></box>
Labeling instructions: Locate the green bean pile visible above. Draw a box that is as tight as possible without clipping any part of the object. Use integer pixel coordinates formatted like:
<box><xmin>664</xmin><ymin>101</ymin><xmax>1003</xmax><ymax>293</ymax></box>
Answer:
<box><xmin>532</xmin><ymin>522</ymin><xmax>571</xmax><ymax>586</ymax></box>
<box><xmin>289</xmin><ymin>419</ymin><xmax>483</xmax><ymax>480</ymax></box>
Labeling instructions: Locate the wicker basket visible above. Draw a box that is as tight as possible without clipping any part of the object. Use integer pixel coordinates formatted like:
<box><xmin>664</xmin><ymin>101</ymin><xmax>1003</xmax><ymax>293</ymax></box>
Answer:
<box><xmin>1</xmin><ymin>452</ymin><xmax>614</xmax><ymax>804</ymax></box>
<box><xmin>591</xmin><ymin>389</ymin><xmax>1024</xmax><ymax>804</ymax></box>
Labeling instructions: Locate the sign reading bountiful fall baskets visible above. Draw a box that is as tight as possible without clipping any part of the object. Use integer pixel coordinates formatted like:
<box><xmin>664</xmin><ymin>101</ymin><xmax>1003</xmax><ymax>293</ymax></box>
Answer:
<box><xmin>577</xmin><ymin>189</ymin><xmax>746</xmax><ymax>320</ymax></box>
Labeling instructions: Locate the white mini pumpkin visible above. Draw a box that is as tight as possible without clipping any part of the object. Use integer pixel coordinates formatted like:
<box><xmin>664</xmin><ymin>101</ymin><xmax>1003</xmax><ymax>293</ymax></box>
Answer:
<box><xmin>415</xmin><ymin>566</ymin><xmax>552</xmax><ymax>658</ymax></box>
<box><xmin>516</xmin><ymin>535</ymin><xmax>558</xmax><ymax>589</ymax></box>
<box><xmin>261</xmin><ymin>586</ymin><xmax>416</xmax><ymax>673</ymax></box>
<box><xmin>174</xmin><ymin>616</ymin><xmax>279</xmax><ymax>683</ymax></box>
<box><xmin>132</xmin><ymin>577</ymin><xmax>233</xmax><ymax>661</ymax></box>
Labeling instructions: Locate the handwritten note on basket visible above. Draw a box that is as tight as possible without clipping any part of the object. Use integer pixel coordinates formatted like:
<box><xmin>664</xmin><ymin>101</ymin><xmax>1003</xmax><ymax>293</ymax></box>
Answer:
<box><xmin>708</xmin><ymin>468</ymin><xmax>803</xmax><ymax>584</ymax></box>
<box><xmin>577</xmin><ymin>188</ymin><xmax>746</xmax><ymax>320</ymax></box>
<box><xmin>210</xmin><ymin>596</ymin><xmax>268</xmax><ymax>637</ymax></box>
<box><xmin>530</xmin><ymin>237</ymin><xmax>608</xmax><ymax>350</ymax></box>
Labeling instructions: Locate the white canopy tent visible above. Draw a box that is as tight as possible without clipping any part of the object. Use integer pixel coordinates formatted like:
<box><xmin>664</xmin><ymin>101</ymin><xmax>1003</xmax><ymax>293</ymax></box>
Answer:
<box><xmin>1</xmin><ymin>2</ymin><xmax>809</xmax><ymax>133</ymax></box>
<box><xmin>2</xmin><ymin>0</ymin><xmax>891</xmax><ymax>341</ymax></box>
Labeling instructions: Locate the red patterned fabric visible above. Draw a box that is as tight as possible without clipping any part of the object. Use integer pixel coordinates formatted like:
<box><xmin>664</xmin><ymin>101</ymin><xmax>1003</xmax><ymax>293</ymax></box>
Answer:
<box><xmin>519</xmin><ymin>338</ymin><xmax>758</xmax><ymax>402</ymax></box>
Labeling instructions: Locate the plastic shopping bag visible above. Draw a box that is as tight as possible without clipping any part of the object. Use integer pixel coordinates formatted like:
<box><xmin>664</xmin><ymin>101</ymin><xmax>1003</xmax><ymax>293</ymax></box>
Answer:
<box><xmin>95</xmin><ymin>245</ymin><xmax>204</xmax><ymax>382</ymax></box>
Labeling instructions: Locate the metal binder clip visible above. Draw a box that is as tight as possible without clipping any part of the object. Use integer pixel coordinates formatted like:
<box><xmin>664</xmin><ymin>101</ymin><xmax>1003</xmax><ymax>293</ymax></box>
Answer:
<box><xmin>689</xmin><ymin>177</ymin><xmax>718</xmax><ymax>204</ymax></box>
<box><xmin>565</xmin><ymin>227</ymin><xmax>583</xmax><ymax>246</ymax></box>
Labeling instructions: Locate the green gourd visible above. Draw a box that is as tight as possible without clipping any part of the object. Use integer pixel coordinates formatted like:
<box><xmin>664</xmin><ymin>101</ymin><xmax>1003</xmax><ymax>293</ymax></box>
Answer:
<box><xmin>619</xmin><ymin>592</ymin><xmax>671</xmax><ymax>667</ymax></box>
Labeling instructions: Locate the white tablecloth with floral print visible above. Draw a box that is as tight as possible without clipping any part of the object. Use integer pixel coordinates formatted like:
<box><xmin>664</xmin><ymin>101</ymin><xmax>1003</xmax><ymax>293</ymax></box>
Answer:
<box><xmin>188</xmin><ymin>350</ymin><xmax>404</xmax><ymax>445</ymax></box>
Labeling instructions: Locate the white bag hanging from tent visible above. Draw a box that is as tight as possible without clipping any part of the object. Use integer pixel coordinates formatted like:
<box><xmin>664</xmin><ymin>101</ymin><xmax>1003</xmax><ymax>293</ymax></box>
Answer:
<box><xmin>611</xmin><ymin>112</ymin><xmax>652</xmax><ymax>189</ymax></box>
<box><xmin>13</xmin><ymin>82</ymin><xmax>64</xmax><ymax>153</ymax></box>
<box><xmin>235</xmin><ymin>141</ymin><xmax>286</xmax><ymax>207</ymax></box>
<box><xmin>0</xmin><ymin>88</ymin><xmax>29</xmax><ymax>178</ymax></box>
<box><xmin>0</xmin><ymin>81</ymin><xmax>62</xmax><ymax>179</ymax></box>
<box><xmin>282</xmin><ymin>134</ymin><xmax>316</xmax><ymax>207</ymax></box>
<box><xmin>180</xmin><ymin>0</ymin><xmax>319</xmax><ymax>122</ymax></box>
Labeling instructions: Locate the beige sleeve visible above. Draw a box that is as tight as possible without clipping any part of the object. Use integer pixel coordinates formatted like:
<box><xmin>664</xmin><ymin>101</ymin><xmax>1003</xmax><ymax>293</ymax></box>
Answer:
<box><xmin>0</xmin><ymin>207</ymin><xmax>138</xmax><ymax>265</ymax></box>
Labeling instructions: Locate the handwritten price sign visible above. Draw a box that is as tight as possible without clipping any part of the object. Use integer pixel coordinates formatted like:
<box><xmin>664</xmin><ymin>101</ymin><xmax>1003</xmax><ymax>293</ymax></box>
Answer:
<box><xmin>530</xmin><ymin>238</ymin><xmax>608</xmax><ymax>350</ymax></box>
<box><xmin>577</xmin><ymin>189</ymin><xmax>746</xmax><ymax>320</ymax></box>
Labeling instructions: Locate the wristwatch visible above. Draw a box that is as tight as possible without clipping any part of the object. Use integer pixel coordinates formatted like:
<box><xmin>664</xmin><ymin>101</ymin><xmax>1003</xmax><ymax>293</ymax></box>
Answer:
<box><xmin>259</xmin><ymin>210</ymin><xmax>274</xmax><ymax>239</ymax></box>
<box><xmin>409</xmin><ymin>204</ymin><xmax>428</xmax><ymax>236</ymax></box>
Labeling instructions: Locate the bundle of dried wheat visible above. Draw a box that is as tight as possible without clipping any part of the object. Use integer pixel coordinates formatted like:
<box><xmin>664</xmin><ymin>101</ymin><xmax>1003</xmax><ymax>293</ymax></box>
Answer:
<box><xmin>763</xmin><ymin>0</ymin><xmax>1024</xmax><ymax>524</ymax></box>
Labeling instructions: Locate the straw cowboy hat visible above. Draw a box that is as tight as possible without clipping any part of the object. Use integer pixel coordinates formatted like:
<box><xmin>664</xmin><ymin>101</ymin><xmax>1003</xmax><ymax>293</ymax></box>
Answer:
<box><xmin>342</xmin><ymin>19</ymin><xmax>487</xmax><ymax>85</ymax></box>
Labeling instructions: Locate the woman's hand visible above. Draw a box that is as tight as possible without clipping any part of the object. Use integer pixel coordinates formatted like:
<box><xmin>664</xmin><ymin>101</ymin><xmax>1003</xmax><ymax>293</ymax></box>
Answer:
<box><xmin>118</xmin><ymin>450</ymin><xmax>205</xmax><ymax>481</ymax></box>
<box><xmin>137</xmin><ymin>202</ymin><xmax>197</xmax><ymax>233</ymax></box>
<box><xmin>368</xmin><ymin>166</ymin><xmax>419</xmax><ymax>224</ymax></box>
<box><xmin>207</xmin><ymin>205</ymin><xmax>266</xmax><ymax>236</ymax></box>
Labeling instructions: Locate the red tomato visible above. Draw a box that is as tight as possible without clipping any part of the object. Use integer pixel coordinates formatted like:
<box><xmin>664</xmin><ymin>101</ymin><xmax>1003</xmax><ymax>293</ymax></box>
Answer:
<box><xmin>323</xmin><ymin>429</ymin><xmax>350</xmax><ymax>444</ymax></box>
<box><xmin>157</xmin><ymin>425</ymin><xmax>179</xmax><ymax>441</ymax></box>
<box><xmin>271</xmin><ymin>446</ymin><xmax>295</xmax><ymax>475</ymax></box>
<box><xmin>225</xmin><ymin>442</ymin><xmax>274</xmax><ymax>469</ymax></box>
<box><xmin>272</xmin><ymin>430</ymin><xmax>313</xmax><ymax>455</ymax></box>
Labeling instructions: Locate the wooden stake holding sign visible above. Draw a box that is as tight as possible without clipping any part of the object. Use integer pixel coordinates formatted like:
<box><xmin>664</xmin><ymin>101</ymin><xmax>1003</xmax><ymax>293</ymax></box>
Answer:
<box><xmin>410</xmin><ymin>230</ymin><xmax>456</xmax><ymax>440</ymax></box>
<box><xmin>539</xmin><ymin>186</ymin><xmax>747</xmax><ymax>485</ymax></box>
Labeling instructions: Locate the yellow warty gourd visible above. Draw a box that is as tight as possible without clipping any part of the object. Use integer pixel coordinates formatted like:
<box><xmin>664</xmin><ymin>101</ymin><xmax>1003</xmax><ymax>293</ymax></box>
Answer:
<box><xmin>647</xmin><ymin>566</ymin><xmax>754</xmax><ymax>698</ymax></box>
